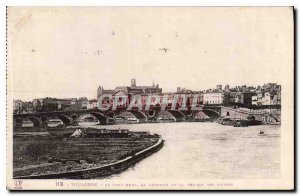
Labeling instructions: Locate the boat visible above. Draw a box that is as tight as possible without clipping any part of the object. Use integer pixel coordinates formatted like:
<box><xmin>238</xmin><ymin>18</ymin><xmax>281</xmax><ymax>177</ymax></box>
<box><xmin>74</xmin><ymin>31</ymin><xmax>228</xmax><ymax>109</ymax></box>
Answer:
<box><xmin>233</xmin><ymin>119</ymin><xmax>248</xmax><ymax>127</ymax></box>
<box><xmin>218</xmin><ymin>117</ymin><xmax>234</xmax><ymax>125</ymax></box>
<box><xmin>258</xmin><ymin>130</ymin><xmax>266</xmax><ymax>136</ymax></box>
<box><xmin>233</xmin><ymin>118</ymin><xmax>262</xmax><ymax>127</ymax></box>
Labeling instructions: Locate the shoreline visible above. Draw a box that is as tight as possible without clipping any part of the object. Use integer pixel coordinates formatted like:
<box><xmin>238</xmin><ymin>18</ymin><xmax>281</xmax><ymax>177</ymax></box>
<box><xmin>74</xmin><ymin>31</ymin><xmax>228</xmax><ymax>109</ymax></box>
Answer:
<box><xmin>14</xmin><ymin>120</ymin><xmax>280</xmax><ymax>132</ymax></box>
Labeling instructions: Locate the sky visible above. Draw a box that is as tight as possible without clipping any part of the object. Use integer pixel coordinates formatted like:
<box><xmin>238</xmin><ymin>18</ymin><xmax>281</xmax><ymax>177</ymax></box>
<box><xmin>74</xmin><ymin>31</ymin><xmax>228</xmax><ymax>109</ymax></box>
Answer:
<box><xmin>7</xmin><ymin>7</ymin><xmax>293</xmax><ymax>101</ymax></box>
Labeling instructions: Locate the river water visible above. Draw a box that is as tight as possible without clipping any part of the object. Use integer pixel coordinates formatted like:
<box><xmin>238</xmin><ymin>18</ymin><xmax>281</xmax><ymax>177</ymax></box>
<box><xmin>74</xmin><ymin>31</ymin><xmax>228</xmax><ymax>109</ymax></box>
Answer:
<box><xmin>82</xmin><ymin>122</ymin><xmax>280</xmax><ymax>180</ymax></box>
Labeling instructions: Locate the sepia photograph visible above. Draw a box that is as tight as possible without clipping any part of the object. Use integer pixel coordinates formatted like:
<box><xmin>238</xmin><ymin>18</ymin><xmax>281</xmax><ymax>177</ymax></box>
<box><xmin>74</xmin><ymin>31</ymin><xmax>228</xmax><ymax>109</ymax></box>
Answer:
<box><xmin>6</xmin><ymin>6</ymin><xmax>294</xmax><ymax>190</ymax></box>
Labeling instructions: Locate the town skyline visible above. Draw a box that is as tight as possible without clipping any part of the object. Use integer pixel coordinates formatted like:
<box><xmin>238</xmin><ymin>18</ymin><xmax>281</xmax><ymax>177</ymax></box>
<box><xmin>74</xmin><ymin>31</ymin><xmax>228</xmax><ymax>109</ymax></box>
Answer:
<box><xmin>13</xmin><ymin>80</ymin><xmax>281</xmax><ymax>101</ymax></box>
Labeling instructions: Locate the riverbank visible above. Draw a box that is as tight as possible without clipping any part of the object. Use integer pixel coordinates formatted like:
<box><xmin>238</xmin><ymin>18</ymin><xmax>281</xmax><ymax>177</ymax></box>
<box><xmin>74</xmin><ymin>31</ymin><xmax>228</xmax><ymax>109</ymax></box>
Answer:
<box><xmin>13</xmin><ymin>127</ymin><xmax>163</xmax><ymax>179</ymax></box>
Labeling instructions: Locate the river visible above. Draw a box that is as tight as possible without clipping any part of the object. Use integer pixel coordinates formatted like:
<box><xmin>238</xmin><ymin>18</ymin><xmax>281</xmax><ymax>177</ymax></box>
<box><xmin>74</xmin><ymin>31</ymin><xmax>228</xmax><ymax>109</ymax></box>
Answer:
<box><xmin>81</xmin><ymin>122</ymin><xmax>280</xmax><ymax>180</ymax></box>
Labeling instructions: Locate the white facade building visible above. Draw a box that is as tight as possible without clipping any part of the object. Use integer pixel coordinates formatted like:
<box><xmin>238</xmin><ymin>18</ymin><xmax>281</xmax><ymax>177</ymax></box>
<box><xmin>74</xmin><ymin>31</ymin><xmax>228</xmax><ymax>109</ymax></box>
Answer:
<box><xmin>203</xmin><ymin>92</ymin><xmax>224</xmax><ymax>105</ymax></box>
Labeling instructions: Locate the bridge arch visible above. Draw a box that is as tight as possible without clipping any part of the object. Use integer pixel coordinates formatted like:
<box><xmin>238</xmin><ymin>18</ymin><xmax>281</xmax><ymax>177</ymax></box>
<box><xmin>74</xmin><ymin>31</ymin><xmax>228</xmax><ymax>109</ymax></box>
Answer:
<box><xmin>130</xmin><ymin>110</ymin><xmax>148</xmax><ymax>120</ymax></box>
<box><xmin>77</xmin><ymin>113</ymin><xmax>99</xmax><ymax>124</ymax></box>
<box><xmin>57</xmin><ymin>114</ymin><xmax>72</xmax><ymax>126</ymax></box>
<box><xmin>26</xmin><ymin>116</ymin><xmax>42</xmax><ymax>127</ymax></box>
<box><xmin>156</xmin><ymin>110</ymin><xmax>185</xmax><ymax>122</ymax></box>
<box><xmin>117</xmin><ymin>110</ymin><xmax>147</xmax><ymax>123</ymax></box>
<box><xmin>147</xmin><ymin>110</ymin><xmax>156</xmax><ymax>118</ymax></box>
<box><xmin>202</xmin><ymin>109</ymin><xmax>221</xmax><ymax>118</ymax></box>
<box><xmin>90</xmin><ymin>112</ymin><xmax>108</xmax><ymax>124</ymax></box>
<box><xmin>194</xmin><ymin>111</ymin><xmax>210</xmax><ymax>121</ymax></box>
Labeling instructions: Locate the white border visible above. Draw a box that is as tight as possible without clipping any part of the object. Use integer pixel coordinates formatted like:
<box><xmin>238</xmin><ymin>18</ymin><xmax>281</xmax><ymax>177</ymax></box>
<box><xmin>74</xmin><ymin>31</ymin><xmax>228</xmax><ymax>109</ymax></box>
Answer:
<box><xmin>1</xmin><ymin>0</ymin><xmax>298</xmax><ymax>194</ymax></box>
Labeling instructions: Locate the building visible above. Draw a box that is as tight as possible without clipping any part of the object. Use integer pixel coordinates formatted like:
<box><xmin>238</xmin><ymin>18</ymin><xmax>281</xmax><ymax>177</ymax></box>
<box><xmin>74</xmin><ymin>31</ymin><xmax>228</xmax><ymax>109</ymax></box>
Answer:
<box><xmin>262</xmin><ymin>83</ymin><xmax>277</xmax><ymax>92</ymax></box>
<box><xmin>56</xmin><ymin>98</ymin><xmax>77</xmax><ymax>110</ymax></box>
<box><xmin>73</xmin><ymin>97</ymin><xmax>88</xmax><ymax>109</ymax></box>
<box><xmin>97</xmin><ymin>86</ymin><xmax>115</xmax><ymax>99</ymax></box>
<box><xmin>272</xmin><ymin>94</ymin><xmax>281</xmax><ymax>105</ymax></box>
<box><xmin>127</xmin><ymin>79</ymin><xmax>162</xmax><ymax>95</ymax></box>
<box><xmin>223</xmin><ymin>92</ymin><xmax>230</xmax><ymax>106</ymax></box>
<box><xmin>32</xmin><ymin>99</ymin><xmax>42</xmax><ymax>108</ymax></box>
<box><xmin>224</xmin><ymin>84</ymin><xmax>230</xmax><ymax>92</ymax></box>
<box><xmin>235</xmin><ymin>92</ymin><xmax>242</xmax><ymax>104</ymax></box>
<box><xmin>177</xmin><ymin>87</ymin><xmax>194</xmax><ymax>94</ymax></box>
<box><xmin>253</xmin><ymin>90</ymin><xmax>281</xmax><ymax>106</ymax></box>
<box><xmin>13</xmin><ymin>99</ymin><xmax>23</xmax><ymax>114</ymax></box>
<box><xmin>256</xmin><ymin>91</ymin><xmax>264</xmax><ymax>106</ymax></box>
<box><xmin>22</xmin><ymin>101</ymin><xmax>35</xmax><ymax>113</ymax></box>
<box><xmin>88</xmin><ymin>99</ymin><xmax>98</xmax><ymax>109</ymax></box>
<box><xmin>262</xmin><ymin>92</ymin><xmax>272</xmax><ymax>105</ymax></box>
<box><xmin>41</xmin><ymin>97</ymin><xmax>59</xmax><ymax>111</ymax></box>
<box><xmin>241</xmin><ymin>91</ymin><xmax>256</xmax><ymax>107</ymax></box>
<box><xmin>97</xmin><ymin>79</ymin><xmax>163</xmax><ymax>103</ymax></box>
<box><xmin>203</xmin><ymin>91</ymin><xmax>224</xmax><ymax>105</ymax></box>
<box><xmin>196</xmin><ymin>92</ymin><xmax>204</xmax><ymax>105</ymax></box>
<box><xmin>229</xmin><ymin>91</ymin><xmax>237</xmax><ymax>104</ymax></box>
<box><xmin>260</xmin><ymin>91</ymin><xmax>281</xmax><ymax>106</ymax></box>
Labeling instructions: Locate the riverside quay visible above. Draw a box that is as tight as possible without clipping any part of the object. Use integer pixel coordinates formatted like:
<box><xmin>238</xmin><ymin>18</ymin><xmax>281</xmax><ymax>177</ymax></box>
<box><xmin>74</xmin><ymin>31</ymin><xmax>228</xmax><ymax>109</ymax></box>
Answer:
<box><xmin>13</xmin><ymin>80</ymin><xmax>281</xmax><ymax>127</ymax></box>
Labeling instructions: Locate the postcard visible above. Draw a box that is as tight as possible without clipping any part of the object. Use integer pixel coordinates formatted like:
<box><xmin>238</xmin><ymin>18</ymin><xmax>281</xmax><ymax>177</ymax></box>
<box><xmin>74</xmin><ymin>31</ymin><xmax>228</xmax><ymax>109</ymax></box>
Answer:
<box><xmin>6</xmin><ymin>7</ymin><xmax>294</xmax><ymax>190</ymax></box>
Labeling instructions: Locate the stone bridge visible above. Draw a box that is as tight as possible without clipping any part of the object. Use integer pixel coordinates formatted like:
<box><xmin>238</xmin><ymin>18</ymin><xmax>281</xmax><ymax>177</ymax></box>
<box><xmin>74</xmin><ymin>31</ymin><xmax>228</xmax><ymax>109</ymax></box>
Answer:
<box><xmin>13</xmin><ymin>106</ymin><xmax>279</xmax><ymax>127</ymax></box>
<box><xmin>13</xmin><ymin>106</ymin><xmax>223</xmax><ymax>127</ymax></box>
